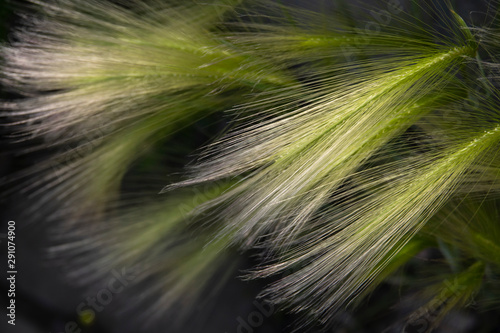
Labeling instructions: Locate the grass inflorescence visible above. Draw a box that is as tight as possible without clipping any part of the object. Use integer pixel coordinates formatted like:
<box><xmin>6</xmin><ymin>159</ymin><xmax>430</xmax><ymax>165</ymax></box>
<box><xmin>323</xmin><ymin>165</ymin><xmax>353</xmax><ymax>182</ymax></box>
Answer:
<box><xmin>3</xmin><ymin>0</ymin><xmax>500</xmax><ymax>331</ymax></box>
